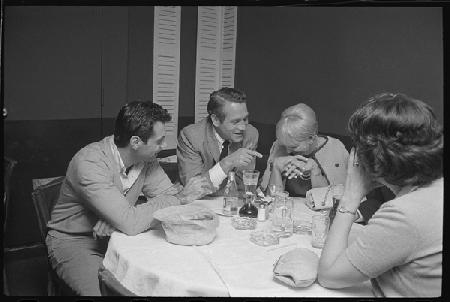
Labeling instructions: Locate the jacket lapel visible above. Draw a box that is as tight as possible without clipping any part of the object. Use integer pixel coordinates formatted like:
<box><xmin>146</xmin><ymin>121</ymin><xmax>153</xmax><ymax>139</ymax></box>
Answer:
<box><xmin>205</xmin><ymin>119</ymin><xmax>221</xmax><ymax>164</ymax></box>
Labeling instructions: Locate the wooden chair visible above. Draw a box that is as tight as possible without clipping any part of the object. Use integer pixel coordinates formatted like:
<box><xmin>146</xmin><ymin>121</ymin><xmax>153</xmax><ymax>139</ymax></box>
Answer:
<box><xmin>98</xmin><ymin>263</ymin><xmax>136</xmax><ymax>296</ymax></box>
<box><xmin>3</xmin><ymin>157</ymin><xmax>17</xmax><ymax>295</ymax></box>
<box><xmin>31</xmin><ymin>176</ymin><xmax>76</xmax><ymax>295</ymax></box>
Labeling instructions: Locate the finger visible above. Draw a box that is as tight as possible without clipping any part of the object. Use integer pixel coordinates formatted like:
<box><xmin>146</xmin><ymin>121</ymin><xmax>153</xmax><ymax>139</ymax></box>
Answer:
<box><xmin>293</xmin><ymin>154</ymin><xmax>308</xmax><ymax>162</ymax></box>
<box><xmin>247</xmin><ymin>149</ymin><xmax>263</xmax><ymax>158</ymax></box>
<box><xmin>93</xmin><ymin>222</ymin><xmax>100</xmax><ymax>234</ymax></box>
<box><xmin>97</xmin><ymin>222</ymin><xmax>106</xmax><ymax>236</ymax></box>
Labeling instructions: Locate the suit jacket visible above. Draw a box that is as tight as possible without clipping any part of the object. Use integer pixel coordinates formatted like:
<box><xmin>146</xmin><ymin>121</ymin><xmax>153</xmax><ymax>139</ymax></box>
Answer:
<box><xmin>177</xmin><ymin>117</ymin><xmax>259</xmax><ymax>195</ymax></box>
<box><xmin>48</xmin><ymin>136</ymin><xmax>180</xmax><ymax>236</ymax></box>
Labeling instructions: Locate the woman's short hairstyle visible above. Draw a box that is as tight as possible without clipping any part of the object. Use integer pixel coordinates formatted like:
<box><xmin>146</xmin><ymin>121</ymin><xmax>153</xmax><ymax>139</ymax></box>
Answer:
<box><xmin>207</xmin><ymin>87</ymin><xmax>246</xmax><ymax>122</ymax></box>
<box><xmin>348</xmin><ymin>93</ymin><xmax>443</xmax><ymax>187</ymax></box>
<box><xmin>276</xmin><ymin>103</ymin><xmax>318</xmax><ymax>146</ymax></box>
<box><xmin>114</xmin><ymin>101</ymin><xmax>171</xmax><ymax>148</ymax></box>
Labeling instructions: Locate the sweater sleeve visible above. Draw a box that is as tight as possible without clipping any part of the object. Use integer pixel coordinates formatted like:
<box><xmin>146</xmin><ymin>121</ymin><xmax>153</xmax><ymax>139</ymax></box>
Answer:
<box><xmin>70</xmin><ymin>154</ymin><xmax>179</xmax><ymax>236</ymax></box>
<box><xmin>346</xmin><ymin>204</ymin><xmax>418</xmax><ymax>278</ymax></box>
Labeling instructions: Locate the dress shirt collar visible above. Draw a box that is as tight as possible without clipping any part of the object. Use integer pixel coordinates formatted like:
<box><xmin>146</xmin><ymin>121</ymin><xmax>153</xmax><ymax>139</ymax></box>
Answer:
<box><xmin>109</xmin><ymin>136</ymin><xmax>129</xmax><ymax>177</ymax></box>
<box><xmin>213</xmin><ymin>127</ymin><xmax>225</xmax><ymax>148</ymax></box>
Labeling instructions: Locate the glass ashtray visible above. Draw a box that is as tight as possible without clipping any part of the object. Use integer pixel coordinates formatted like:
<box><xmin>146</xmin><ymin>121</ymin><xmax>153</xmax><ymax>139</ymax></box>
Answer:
<box><xmin>249</xmin><ymin>230</ymin><xmax>279</xmax><ymax>246</ymax></box>
<box><xmin>293</xmin><ymin>219</ymin><xmax>312</xmax><ymax>234</ymax></box>
<box><xmin>231</xmin><ymin>216</ymin><xmax>257</xmax><ymax>230</ymax></box>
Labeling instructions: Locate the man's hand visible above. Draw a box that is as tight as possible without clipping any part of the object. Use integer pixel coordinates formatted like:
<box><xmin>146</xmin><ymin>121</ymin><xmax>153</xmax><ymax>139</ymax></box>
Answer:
<box><xmin>220</xmin><ymin>148</ymin><xmax>262</xmax><ymax>174</ymax></box>
<box><xmin>92</xmin><ymin>220</ymin><xmax>116</xmax><ymax>240</ymax></box>
<box><xmin>176</xmin><ymin>175</ymin><xmax>213</xmax><ymax>204</ymax></box>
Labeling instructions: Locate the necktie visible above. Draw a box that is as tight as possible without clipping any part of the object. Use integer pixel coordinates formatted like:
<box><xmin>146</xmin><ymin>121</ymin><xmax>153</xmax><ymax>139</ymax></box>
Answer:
<box><xmin>219</xmin><ymin>140</ymin><xmax>230</xmax><ymax>161</ymax></box>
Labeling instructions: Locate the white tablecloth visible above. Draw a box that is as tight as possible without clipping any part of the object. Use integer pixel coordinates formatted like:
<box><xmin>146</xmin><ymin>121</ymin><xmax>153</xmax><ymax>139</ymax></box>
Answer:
<box><xmin>103</xmin><ymin>197</ymin><xmax>373</xmax><ymax>297</ymax></box>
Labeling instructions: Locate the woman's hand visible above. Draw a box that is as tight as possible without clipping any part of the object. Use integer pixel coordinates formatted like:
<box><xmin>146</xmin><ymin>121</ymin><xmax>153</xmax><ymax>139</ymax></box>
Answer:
<box><xmin>272</xmin><ymin>156</ymin><xmax>293</xmax><ymax>172</ymax></box>
<box><xmin>283</xmin><ymin>155</ymin><xmax>312</xmax><ymax>179</ymax></box>
<box><xmin>342</xmin><ymin>148</ymin><xmax>381</xmax><ymax>210</ymax></box>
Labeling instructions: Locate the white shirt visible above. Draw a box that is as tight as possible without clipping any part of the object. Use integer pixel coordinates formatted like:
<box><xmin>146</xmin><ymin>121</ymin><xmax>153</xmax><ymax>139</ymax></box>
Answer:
<box><xmin>109</xmin><ymin>137</ymin><xmax>144</xmax><ymax>195</ymax></box>
<box><xmin>208</xmin><ymin>128</ymin><xmax>228</xmax><ymax>189</ymax></box>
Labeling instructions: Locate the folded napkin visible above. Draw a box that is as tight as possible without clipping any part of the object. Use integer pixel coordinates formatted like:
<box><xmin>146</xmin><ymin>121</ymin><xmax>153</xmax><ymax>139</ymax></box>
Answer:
<box><xmin>153</xmin><ymin>204</ymin><xmax>219</xmax><ymax>246</ymax></box>
<box><xmin>273</xmin><ymin>248</ymin><xmax>319</xmax><ymax>288</ymax></box>
<box><xmin>305</xmin><ymin>186</ymin><xmax>334</xmax><ymax>210</ymax></box>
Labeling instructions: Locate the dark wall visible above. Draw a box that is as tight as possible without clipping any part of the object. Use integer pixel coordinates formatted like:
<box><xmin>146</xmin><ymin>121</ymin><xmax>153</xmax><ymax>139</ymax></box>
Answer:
<box><xmin>235</xmin><ymin>7</ymin><xmax>443</xmax><ymax>137</ymax></box>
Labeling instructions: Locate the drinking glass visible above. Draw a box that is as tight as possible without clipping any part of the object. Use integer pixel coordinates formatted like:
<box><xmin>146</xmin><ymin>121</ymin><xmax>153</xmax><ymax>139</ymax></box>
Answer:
<box><xmin>243</xmin><ymin>170</ymin><xmax>260</xmax><ymax>195</ymax></box>
<box><xmin>311</xmin><ymin>213</ymin><xmax>330</xmax><ymax>248</ymax></box>
<box><xmin>271</xmin><ymin>191</ymin><xmax>293</xmax><ymax>238</ymax></box>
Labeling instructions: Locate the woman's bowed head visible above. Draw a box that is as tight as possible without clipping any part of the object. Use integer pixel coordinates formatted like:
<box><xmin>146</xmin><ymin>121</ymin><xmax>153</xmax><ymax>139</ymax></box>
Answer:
<box><xmin>317</xmin><ymin>92</ymin><xmax>443</xmax><ymax>297</ymax></box>
<box><xmin>346</xmin><ymin>92</ymin><xmax>443</xmax><ymax>200</ymax></box>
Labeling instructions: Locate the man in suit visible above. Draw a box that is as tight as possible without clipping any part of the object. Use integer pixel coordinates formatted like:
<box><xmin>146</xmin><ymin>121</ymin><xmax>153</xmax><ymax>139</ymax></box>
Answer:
<box><xmin>46</xmin><ymin>101</ymin><xmax>211</xmax><ymax>295</ymax></box>
<box><xmin>177</xmin><ymin>87</ymin><xmax>262</xmax><ymax>195</ymax></box>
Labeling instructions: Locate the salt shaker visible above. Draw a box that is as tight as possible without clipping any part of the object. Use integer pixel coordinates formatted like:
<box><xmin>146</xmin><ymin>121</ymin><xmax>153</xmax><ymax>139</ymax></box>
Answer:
<box><xmin>257</xmin><ymin>203</ymin><xmax>267</xmax><ymax>221</ymax></box>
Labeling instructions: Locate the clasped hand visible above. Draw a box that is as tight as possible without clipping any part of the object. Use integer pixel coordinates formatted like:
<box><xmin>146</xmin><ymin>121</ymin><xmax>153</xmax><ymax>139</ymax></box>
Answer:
<box><xmin>273</xmin><ymin>155</ymin><xmax>313</xmax><ymax>179</ymax></box>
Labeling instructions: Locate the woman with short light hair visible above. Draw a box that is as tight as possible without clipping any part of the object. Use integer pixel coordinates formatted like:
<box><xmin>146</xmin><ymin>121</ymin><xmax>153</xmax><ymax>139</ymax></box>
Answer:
<box><xmin>260</xmin><ymin>103</ymin><xmax>348</xmax><ymax>197</ymax></box>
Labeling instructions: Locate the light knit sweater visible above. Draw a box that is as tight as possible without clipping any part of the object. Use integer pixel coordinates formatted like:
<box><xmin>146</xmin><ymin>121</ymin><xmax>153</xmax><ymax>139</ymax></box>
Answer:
<box><xmin>48</xmin><ymin>136</ymin><xmax>180</xmax><ymax>236</ymax></box>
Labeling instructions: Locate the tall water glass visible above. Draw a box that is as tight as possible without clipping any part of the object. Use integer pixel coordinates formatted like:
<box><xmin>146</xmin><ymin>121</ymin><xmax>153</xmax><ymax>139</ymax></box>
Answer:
<box><xmin>311</xmin><ymin>213</ymin><xmax>330</xmax><ymax>248</ymax></box>
<box><xmin>271</xmin><ymin>191</ymin><xmax>293</xmax><ymax>238</ymax></box>
<box><xmin>243</xmin><ymin>170</ymin><xmax>259</xmax><ymax>195</ymax></box>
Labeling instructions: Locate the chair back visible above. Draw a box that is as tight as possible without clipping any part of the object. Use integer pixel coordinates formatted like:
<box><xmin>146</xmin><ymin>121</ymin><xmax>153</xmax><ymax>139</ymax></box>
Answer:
<box><xmin>98</xmin><ymin>263</ymin><xmax>136</xmax><ymax>296</ymax></box>
<box><xmin>4</xmin><ymin>157</ymin><xmax>17</xmax><ymax>233</ymax></box>
<box><xmin>31</xmin><ymin>176</ymin><xmax>65</xmax><ymax>243</ymax></box>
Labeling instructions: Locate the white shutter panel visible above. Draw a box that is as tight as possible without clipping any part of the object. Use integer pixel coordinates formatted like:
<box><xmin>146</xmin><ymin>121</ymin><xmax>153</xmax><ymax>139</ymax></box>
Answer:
<box><xmin>195</xmin><ymin>6</ymin><xmax>237</xmax><ymax>122</ymax></box>
<box><xmin>153</xmin><ymin>6</ymin><xmax>181</xmax><ymax>149</ymax></box>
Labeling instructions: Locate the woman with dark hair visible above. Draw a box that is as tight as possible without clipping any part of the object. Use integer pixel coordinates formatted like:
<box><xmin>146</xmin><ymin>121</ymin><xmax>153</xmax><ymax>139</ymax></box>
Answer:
<box><xmin>318</xmin><ymin>93</ymin><xmax>443</xmax><ymax>297</ymax></box>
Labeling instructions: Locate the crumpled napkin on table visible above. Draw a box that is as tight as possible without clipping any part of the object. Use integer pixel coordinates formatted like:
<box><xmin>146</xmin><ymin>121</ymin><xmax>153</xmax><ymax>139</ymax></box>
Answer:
<box><xmin>273</xmin><ymin>248</ymin><xmax>319</xmax><ymax>288</ymax></box>
<box><xmin>305</xmin><ymin>186</ymin><xmax>334</xmax><ymax>210</ymax></box>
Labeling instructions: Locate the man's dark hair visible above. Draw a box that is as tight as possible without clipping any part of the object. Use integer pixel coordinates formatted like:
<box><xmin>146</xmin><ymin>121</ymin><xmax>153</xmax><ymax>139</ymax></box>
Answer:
<box><xmin>207</xmin><ymin>87</ymin><xmax>246</xmax><ymax>122</ymax></box>
<box><xmin>114</xmin><ymin>101</ymin><xmax>171</xmax><ymax>148</ymax></box>
<box><xmin>348</xmin><ymin>93</ymin><xmax>443</xmax><ymax>187</ymax></box>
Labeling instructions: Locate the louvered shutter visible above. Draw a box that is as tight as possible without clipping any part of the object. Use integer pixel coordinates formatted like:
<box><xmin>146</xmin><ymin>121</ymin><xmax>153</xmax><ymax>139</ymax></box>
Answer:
<box><xmin>153</xmin><ymin>6</ymin><xmax>181</xmax><ymax>149</ymax></box>
<box><xmin>195</xmin><ymin>6</ymin><xmax>237</xmax><ymax>122</ymax></box>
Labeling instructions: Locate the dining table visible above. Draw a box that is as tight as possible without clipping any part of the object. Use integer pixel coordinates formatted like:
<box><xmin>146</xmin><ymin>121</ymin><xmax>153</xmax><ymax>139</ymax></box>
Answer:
<box><xmin>102</xmin><ymin>197</ymin><xmax>374</xmax><ymax>297</ymax></box>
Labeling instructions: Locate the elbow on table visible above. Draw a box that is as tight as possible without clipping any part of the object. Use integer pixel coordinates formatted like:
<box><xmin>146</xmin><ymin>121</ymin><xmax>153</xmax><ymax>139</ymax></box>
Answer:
<box><xmin>116</xmin><ymin>222</ymin><xmax>142</xmax><ymax>236</ymax></box>
<box><xmin>317</xmin><ymin>270</ymin><xmax>345</xmax><ymax>289</ymax></box>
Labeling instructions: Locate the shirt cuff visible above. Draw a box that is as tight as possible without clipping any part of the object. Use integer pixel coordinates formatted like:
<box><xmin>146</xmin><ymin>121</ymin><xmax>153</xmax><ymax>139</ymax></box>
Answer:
<box><xmin>209</xmin><ymin>163</ymin><xmax>227</xmax><ymax>189</ymax></box>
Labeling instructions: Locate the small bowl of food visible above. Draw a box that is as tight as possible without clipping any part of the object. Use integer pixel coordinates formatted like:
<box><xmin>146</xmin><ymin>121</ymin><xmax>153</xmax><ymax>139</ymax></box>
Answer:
<box><xmin>250</xmin><ymin>230</ymin><xmax>279</xmax><ymax>246</ymax></box>
<box><xmin>231</xmin><ymin>216</ymin><xmax>257</xmax><ymax>230</ymax></box>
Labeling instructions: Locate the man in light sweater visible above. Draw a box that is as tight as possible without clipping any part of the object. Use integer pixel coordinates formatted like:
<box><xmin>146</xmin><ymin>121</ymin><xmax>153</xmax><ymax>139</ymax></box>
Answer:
<box><xmin>47</xmin><ymin>101</ymin><xmax>211</xmax><ymax>295</ymax></box>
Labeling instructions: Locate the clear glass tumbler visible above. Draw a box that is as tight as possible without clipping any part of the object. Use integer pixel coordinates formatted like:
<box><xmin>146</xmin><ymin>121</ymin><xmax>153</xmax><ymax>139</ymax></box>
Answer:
<box><xmin>311</xmin><ymin>213</ymin><xmax>330</xmax><ymax>248</ymax></box>
<box><xmin>243</xmin><ymin>169</ymin><xmax>260</xmax><ymax>195</ymax></box>
<box><xmin>271</xmin><ymin>192</ymin><xmax>293</xmax><ymax>238</ymax></box>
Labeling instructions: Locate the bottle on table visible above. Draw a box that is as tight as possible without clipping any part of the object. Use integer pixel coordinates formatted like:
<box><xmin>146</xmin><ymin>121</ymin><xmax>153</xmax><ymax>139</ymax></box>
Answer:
<box><xmin>239</xmin><ymin>192</ymin><xmax>258</xmax><ymax>218</ymax></box>
<box><xmin>223</xmin><ymin>171</ymin><xmax>239</xmax><ymax>215</ymax></box>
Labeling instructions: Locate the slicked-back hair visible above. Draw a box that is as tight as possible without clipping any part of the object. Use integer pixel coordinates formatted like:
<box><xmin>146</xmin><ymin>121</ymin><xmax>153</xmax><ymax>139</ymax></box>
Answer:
<box><xmin>114</xmin><ymin>101</ymin><xmax>171</xmax><ymax>148</ymax></box>
<box><xmin>207</xmin><ymin>87</ymin><xmax>246</xmax><ymax>122</ymax></box>
<box><xmin>348</xmin><ymin>93</ymin><xmax>443</xmax><ymax>188</ymax></box>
